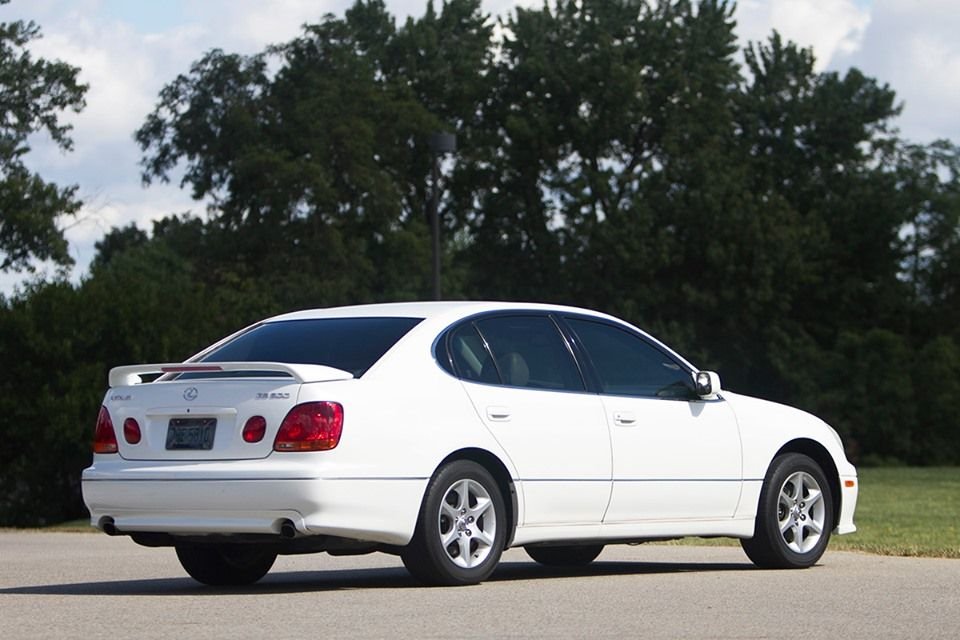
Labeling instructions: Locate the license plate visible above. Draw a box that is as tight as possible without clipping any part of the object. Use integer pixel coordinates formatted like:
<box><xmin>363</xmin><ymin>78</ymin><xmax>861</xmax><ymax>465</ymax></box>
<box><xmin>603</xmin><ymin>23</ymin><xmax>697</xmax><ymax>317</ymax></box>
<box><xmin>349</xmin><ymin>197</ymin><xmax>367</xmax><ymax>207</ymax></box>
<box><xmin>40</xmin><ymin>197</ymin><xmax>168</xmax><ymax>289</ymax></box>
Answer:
<box><xmin>166</xmin><ymin>418</ymin><xmax>216</xmax><ymax>450</ymax></box>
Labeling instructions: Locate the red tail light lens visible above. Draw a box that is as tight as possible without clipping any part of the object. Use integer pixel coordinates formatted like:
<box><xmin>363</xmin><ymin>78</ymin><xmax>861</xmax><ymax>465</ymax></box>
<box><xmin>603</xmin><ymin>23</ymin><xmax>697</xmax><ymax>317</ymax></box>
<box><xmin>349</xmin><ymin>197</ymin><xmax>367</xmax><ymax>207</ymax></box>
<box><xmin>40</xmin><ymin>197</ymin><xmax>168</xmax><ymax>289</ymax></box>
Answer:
<box><xmin>93</xmin><ymin>406</ymin><xmax>119</xmax><ymax>454</ymax></box>
<box><xmin>123</xmin><ymin>418</ymin><xmax>141</xmax><ymax>444</ymax></box>
<box><xmin>242</xmin><ymin>416</ymin><xmax>267</xmax><ymax>443</ymax></box>
<box><xmin>274</xmin><ymin>402</ymin><xmax>343</xmax><ymax>452</ymax></box>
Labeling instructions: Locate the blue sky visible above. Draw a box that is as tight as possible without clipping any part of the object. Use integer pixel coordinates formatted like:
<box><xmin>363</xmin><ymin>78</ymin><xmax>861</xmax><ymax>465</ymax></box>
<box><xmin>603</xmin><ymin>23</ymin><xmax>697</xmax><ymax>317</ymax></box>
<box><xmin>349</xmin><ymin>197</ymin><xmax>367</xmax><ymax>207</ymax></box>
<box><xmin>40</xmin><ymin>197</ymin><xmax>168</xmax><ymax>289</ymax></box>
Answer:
<box><xmin>99</xmin><ymin>0</ymin><xmax>191</xmax><ymax>32</ymax></box>
<box><xmin>2</xmin><ymin>0</ymin><xmax>958</xmax><ymax>293</ymax></box>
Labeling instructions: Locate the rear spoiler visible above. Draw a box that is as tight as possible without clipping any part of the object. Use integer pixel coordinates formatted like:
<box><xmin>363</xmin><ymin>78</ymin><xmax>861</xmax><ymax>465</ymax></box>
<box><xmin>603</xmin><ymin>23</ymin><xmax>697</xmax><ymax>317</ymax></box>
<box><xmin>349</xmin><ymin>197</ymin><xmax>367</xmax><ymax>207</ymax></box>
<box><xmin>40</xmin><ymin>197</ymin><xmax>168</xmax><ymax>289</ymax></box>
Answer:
<box><xmin>108</xmin><ymin>362</ymin><xmax>354</xmax><ymax>388</ymax></box>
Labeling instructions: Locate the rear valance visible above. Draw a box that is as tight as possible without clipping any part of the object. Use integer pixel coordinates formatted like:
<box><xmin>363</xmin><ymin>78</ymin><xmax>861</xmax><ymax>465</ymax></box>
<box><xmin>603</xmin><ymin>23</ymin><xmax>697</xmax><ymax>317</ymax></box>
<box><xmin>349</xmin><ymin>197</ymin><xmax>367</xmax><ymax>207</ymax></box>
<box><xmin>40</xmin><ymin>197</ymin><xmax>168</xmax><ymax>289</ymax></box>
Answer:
<box><xmin>108</xmin><ymin>362</ymin><xmax>354</xmax><ymax>388</ymax></box>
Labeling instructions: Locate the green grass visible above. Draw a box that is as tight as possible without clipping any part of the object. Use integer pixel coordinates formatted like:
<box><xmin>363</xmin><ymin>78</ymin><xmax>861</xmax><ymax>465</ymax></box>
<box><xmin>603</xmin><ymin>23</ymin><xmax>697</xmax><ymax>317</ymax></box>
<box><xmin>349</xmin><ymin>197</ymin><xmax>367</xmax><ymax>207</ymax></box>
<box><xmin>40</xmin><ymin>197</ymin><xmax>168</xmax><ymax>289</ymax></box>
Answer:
<box><xmin>14</xmin><ymin>469</ymin><xmax>960</xmax><ymax>558</ymax></box>
<box><xmin>829</xmin><ymin>467</ymin><xmax>959</xmax><ymax>558</ymax></box>
<box><xmin>663</xmin><ymin>467</ymin><xmax>960</xmax><ymax>559</ymax></box>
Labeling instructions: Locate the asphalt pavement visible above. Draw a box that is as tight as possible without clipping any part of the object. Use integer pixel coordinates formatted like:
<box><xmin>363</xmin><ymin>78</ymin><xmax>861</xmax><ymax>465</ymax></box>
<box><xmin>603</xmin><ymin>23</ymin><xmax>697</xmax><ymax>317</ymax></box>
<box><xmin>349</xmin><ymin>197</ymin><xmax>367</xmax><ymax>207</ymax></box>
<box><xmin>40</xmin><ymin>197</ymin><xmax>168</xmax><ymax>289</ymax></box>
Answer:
<box><xmin>1</xmin><ymin>531</ymin><xmax>957</xmax><ymax>639</ymax></box>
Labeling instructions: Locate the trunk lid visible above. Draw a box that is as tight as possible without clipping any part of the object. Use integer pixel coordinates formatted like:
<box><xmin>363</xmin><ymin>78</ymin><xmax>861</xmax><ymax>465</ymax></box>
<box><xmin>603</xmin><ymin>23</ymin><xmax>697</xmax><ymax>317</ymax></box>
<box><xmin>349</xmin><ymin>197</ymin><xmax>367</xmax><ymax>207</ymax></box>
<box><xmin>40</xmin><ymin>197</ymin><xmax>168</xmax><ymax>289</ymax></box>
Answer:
<box><xmin>104</xmin><ymin>362</ymin><xmax>352</xmax><ymax>461</ymax></box>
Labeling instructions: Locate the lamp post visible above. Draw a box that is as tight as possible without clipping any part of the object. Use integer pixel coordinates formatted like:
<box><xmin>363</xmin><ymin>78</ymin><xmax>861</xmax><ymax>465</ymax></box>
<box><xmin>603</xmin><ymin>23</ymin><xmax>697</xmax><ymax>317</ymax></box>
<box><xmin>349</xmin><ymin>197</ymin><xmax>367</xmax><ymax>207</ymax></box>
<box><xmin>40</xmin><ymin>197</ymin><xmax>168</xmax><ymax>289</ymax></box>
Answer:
<box><xmin>428</xmin><ymin>131</ymin><xmax>456</xmax><ymax>300</ymax></box>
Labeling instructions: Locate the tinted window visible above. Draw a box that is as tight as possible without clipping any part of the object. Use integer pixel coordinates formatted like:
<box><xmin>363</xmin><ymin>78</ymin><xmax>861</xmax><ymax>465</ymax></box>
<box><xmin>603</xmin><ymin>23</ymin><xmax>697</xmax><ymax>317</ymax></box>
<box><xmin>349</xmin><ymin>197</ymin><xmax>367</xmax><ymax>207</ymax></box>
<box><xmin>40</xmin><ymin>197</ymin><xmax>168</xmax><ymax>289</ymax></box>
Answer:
<box><xmin>199</xmin><ymin>317</ymin><xmax>421</xmax><ymax>377</ymax></box>
<box><xmin>448</xmin><ymin>323</ymin><xmax>499</xmax><ymax>383</ymax></box>
<box><xmin>566</xmin><ymin>318</ymin><xmax>693</xmax><ymax>399</ymax></box>
<box><xmin>474</xmin><ymin>316</ymin><xmax>584</xmax><ymax>392</ymax></box>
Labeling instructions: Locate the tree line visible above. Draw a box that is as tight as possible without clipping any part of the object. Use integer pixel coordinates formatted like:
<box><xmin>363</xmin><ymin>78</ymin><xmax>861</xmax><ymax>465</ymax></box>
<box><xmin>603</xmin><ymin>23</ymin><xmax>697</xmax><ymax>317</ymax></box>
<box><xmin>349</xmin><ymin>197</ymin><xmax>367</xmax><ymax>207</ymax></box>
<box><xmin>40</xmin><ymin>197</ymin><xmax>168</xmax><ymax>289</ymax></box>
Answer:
<box><xmin>1</xmin><ymin>0</ymin><xmax>957</xmax><ymax>525</ymax></box>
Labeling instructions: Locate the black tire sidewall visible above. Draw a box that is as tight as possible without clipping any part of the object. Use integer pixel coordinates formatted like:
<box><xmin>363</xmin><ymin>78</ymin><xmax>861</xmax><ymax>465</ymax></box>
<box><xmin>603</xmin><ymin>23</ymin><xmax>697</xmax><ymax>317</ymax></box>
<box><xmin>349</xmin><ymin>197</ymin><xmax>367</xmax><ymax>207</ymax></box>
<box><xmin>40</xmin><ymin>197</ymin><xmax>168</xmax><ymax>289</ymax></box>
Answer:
<box><xmin>758</xmin><ymin>453</ymin><xmax>834</xmax><ymax>568</ymax></box>
<box><xmin>525</xmin><ymin>544</ymin><xmax>604</xmax><ymax>567</ymax></box>
<box><xmin>409</xmin><ymin>460</ymin><xmax>507</xmax><ymax>585</ymax></box>
<box><xmin>175</xmin><ymin>543</ymin><xmax>277</xmax><ymax>586</ymax></box>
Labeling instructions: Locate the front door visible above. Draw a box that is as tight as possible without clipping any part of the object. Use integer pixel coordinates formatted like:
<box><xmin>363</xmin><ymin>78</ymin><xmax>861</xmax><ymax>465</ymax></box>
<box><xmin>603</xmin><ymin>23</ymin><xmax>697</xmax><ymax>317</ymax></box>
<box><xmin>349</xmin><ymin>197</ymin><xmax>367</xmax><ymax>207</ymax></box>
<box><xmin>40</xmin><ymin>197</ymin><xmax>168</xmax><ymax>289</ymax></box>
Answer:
<box><xmin>563</xmin><ymin>317</ymin><xmax>742</xmax><ymax>523</ymax></box>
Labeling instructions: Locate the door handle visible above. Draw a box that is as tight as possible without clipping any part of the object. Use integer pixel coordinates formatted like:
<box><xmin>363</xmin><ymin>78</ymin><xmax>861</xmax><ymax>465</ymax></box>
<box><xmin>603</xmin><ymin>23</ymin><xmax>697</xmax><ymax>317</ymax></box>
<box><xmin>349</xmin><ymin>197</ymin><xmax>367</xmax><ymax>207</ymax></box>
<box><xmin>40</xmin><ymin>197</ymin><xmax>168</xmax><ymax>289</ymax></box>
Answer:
<box><xmin>486</xmin><ymin>406</ymin><xmax>511</xmax><ymax>421</ymax></box>
<box><xmin>613</xmin><ymin>411</ymin><xmax>637</xmax><ymax>426</ymax></box>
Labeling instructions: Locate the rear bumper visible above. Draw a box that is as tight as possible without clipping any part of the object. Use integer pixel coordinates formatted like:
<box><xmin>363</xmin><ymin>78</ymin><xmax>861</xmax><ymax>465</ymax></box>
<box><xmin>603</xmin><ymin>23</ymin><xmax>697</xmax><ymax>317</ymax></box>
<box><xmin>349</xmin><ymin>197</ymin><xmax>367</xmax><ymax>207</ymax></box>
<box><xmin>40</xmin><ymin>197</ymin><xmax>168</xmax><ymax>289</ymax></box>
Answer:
<box><xmin>82</xmin><ymin>461</ymin><xmax>427</xmax><ymax>546</ymax></box>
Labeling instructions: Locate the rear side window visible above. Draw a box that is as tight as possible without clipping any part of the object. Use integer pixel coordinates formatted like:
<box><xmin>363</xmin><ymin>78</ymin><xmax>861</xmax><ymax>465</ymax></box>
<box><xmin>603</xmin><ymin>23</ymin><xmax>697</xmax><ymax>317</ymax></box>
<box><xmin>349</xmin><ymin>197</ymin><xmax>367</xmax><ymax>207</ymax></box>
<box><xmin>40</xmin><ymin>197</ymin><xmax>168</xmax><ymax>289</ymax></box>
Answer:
<box><xmin>566</xmin><ymin>318</ymin><xmax>693</xmax><ymax>399</ymax></box>
<box><xmin>199</xmin><ymin>317</ymin><xmax>422</xmax><ymax>377</ymax></box>
<box><xmin>448</xmin><ymin>323</ymin><xmax>499</xmax><ymax>384</ymax></box>
<box><xmin>474</xmin><ymin>316</ymin><xmax>585</xmax><ymax>392</ymax></box>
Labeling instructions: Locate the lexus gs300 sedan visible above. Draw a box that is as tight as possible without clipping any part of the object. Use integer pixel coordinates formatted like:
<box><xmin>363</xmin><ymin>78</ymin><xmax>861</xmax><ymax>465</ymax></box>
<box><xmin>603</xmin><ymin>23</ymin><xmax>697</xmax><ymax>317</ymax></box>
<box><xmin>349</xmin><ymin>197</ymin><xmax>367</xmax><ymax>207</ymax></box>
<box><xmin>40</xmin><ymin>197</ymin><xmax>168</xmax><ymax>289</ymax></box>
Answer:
<box><xmin>83</xmin><ymin>302</ymin><xmax>857</xmax><ymax>586</ymax></box>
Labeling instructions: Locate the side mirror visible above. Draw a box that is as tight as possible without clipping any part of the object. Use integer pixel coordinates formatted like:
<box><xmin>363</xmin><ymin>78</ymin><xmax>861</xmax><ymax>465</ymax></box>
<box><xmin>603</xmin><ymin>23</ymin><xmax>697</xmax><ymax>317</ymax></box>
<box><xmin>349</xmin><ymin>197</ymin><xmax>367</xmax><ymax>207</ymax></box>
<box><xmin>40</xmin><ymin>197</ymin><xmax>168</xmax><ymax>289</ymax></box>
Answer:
<box><xmin>694</xmin><ymin>371</ymin><xmax>722</xmax><ymax>398</ymax></box>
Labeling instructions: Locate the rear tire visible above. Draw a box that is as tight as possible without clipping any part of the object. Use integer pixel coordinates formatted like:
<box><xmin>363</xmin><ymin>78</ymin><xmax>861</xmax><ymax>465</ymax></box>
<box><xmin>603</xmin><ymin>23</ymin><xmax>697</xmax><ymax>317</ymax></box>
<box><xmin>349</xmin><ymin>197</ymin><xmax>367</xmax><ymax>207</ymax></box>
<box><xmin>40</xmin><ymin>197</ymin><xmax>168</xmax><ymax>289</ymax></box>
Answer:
<box><xmin>525</xmin><ymin>544</ymin><xmax>604</xmax><ymax>567</ymax></box>
<box><xmin>741</xmin><ymin>453</ymin><xmax>834</xmax><ymax>569</ymax></box>
<box><xmin>402</xmin><ymin>460</ymin><xmax>507</xmax><ymax>586</ymax></box>
<box><xmin>175</xmin><ymin>544</ymin><xmax>277</xmax><ymax>586</ymax></box>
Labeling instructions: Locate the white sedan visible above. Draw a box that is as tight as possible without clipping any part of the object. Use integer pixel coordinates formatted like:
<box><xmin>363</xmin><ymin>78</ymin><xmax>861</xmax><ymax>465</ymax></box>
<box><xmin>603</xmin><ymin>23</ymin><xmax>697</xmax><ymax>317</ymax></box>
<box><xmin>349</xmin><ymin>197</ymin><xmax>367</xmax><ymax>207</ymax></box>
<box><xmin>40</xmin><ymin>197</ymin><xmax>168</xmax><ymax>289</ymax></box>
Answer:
<box><xmin>82</xmin><ymin>301</ymin><xmax>858</xmax><ymax>586</ymax></box>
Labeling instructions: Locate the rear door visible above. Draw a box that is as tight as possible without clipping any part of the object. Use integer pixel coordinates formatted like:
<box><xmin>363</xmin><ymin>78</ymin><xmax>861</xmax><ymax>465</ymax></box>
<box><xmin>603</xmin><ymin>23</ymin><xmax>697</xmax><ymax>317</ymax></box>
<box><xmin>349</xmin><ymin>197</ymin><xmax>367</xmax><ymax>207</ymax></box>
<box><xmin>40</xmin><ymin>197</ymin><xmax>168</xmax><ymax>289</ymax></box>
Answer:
<box><xmin>448</xmin><ymin>314</ymin><xmax>612</xmax><ymax>526</ymax></box>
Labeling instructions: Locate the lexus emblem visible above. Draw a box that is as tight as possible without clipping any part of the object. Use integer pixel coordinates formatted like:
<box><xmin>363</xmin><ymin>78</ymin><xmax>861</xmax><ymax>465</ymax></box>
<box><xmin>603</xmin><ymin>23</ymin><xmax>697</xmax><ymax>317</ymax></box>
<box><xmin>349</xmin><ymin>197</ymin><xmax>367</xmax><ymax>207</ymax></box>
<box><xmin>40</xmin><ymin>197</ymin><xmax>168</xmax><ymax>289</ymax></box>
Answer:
<box><xmin>183</xmin><ymin>387</ymin><xmax>199</xmax><ymax>402</ymax></box>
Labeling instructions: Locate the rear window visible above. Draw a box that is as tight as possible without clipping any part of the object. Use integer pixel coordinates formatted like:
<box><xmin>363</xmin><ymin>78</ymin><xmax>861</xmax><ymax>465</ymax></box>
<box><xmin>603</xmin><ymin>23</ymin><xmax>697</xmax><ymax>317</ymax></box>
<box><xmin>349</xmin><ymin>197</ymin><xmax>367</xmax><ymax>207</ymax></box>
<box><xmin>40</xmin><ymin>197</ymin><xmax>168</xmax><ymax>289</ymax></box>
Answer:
<box><xmin>197</xmin><ymin>317</ymin><xmax>422</xmax><ymax>377</ymax></box>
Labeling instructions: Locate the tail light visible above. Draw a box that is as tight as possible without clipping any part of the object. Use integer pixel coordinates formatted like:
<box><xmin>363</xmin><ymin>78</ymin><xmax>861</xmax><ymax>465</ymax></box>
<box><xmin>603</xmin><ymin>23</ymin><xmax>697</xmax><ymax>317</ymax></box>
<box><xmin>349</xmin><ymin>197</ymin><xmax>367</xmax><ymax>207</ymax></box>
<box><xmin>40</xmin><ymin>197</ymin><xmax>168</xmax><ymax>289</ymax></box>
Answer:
<box><xmin>123</xmin><ymin>418</ymin><xmax>141</xmax><ymax>444</ymax></box>
<box><xmin>93</xmin><ymin>406</ymin><xmax>119</xmax><ymax>454</ymax></box>
<box><xmin>274</xmin><ymin>402</ymin><xmax>343</xmax><ymax>452</ymax></box>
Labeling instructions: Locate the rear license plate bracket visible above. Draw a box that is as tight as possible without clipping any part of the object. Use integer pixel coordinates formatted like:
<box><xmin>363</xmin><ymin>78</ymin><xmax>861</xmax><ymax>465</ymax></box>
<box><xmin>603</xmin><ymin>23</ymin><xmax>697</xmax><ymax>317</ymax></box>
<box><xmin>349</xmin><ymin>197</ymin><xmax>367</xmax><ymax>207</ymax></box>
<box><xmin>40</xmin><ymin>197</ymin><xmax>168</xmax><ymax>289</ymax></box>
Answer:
<box><xmin>166</xmin><ymin>418</ymin><xmax>216</xmax><ymax>450</ymax></box>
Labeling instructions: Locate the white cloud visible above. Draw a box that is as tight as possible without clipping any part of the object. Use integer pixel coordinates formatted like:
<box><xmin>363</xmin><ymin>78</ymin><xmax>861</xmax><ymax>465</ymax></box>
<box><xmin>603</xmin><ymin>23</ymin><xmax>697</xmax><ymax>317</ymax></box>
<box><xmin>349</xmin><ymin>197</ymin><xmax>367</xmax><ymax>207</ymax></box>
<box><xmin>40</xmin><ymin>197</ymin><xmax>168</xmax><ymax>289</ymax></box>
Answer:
<box><xmin>831</xmin><ymin>0</ymin><xmax>960</xmax><ymax>144</ymax></box>
<box><xmin>735</xmin><ymin>0</ymin><xmax>871</xmax><ymax>70</ymax></box>
<box><xmin>28</xmin><ymin>20</ymin><xmax>159</xmax><ymax>152</ymax></box>
<box><xmin>185</xmin><ymin>0</ymin><xmax>333</xmax><ymax>50</ymax></box>
<box><xmin>736</xmin><ymin>0</ymin><xmax>960</xmax><ymax>144</ymax></box>
<box><xmin>4</xmin><ymin>1</ymin><xmax>306</xmax><ymax>294</ymax></box>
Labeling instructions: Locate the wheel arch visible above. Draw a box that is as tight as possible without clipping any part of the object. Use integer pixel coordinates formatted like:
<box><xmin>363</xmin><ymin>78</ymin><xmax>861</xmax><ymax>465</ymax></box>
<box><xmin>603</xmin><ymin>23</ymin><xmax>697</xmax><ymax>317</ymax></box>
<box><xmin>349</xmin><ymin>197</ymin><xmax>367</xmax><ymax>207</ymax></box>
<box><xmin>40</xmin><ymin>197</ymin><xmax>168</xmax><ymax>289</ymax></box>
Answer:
<box><xmin>436</xmin><ymin>448</ymin><xmax>518</xmax><ymax>548</ymax></box>
<box><xmin>773</xmin><ymin>438</ymin><xmax>842</xmax><ymax>529</ymax></box>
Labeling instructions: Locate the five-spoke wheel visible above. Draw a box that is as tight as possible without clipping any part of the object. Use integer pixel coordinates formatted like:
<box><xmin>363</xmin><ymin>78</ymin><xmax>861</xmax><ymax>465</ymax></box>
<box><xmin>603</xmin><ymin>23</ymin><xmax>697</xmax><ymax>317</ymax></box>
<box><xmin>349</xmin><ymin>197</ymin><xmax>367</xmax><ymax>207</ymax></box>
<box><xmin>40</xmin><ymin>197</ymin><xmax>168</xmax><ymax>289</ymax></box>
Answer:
<box><xmin>741</xmin><ymin>453</ymin><xmax>834</xmax><ymax>569</ymax></box>
<box><xmin>776</xmin><ymin>470</ymin><xmax>827</xmax><ymax>554</ymax></box>
<box><xmin>437</xmin><ymin>477</ymin><xmax>498</xmax><ymax>569</ymax></box>
<box><xmin>402</xmin><ymin>460</ymin><xmax>506</xmax><ymax>585</ymax></box>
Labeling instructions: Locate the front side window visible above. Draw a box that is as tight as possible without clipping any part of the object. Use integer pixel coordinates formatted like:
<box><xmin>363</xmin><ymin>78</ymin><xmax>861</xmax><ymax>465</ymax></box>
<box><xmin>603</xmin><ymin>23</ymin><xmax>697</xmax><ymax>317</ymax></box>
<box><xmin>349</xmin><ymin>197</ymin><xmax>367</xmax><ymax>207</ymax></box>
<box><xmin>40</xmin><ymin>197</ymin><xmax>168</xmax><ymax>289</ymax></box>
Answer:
<box><xmin>566</xmin><ymin>318</ymin><xmax>694</xmax><ymax>399</ymax></box>
<box><xmin>473</xmin><ymin>315</ymin><xmax>585</xmax><ymax>392</ymax></box>
<box><xmin>199</xmin><ymin>317</ymin><xmax>422</xmax><ymax>377</ymax></box>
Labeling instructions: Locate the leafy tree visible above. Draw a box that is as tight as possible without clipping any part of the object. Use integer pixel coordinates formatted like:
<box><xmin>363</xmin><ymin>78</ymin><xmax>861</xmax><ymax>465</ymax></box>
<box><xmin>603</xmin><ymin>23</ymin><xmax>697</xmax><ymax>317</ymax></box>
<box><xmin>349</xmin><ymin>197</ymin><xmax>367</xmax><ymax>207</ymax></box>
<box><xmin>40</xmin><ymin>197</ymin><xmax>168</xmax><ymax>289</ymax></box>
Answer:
<box><xmin>89</xmin><ymin>223</ymin><xmax>148</xmax><ymax>269</ymax></box>
<box><xmin>732</xmin><ymin>32</ymin><xmax>908</xmax><ymax>397</ymax></box>
<box><xmin>136</xmin><ymin>3</ymin><xmax>456</xmax><ymax>306</ymax></box>
<box><xmin>0</xmin><ymin>0</ymin><xmax>87</xmax><ymax>272</ymax></box>
<box><xmin>0</xmin><ymin>224</ymin><xmax>270</xmax><ymax>524</ymax></box>
<box><xmin>457</xmin><ymin>1</ymin><xmax>749</xmax><ymax>314</ymax></box>
<box><xmin>895</xmin><ymin>140</ymin><xmax>960</xmax><ymax>339</ymax></box>
<box><xmin>0</xmin><ymin>279</ymin><xmax>97</xmax><ymax>523</ymax></box>
<box><xmin>814</xmin><ymin>329</ymin><xmax>916</xmax><ymax>465</ymax></box>
<box><xmin>912</xmin><ymin>336</ymin><xmax>960</xmax><ymax>464</ymax></box>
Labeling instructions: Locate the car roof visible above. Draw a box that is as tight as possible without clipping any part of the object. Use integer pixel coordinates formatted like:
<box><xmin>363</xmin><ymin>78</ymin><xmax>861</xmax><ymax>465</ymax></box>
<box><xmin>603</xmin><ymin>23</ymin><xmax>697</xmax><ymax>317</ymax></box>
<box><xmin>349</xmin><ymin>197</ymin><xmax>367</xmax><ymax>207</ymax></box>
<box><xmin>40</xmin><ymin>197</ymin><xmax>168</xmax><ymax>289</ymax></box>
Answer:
<box><xmin>265</xmin><ymin>301</ymin><xmax>616</xmax><ymax>325</ymax></box>
<box><xmin>240</xmin><ymin>301</ymin><xmax>697</xmax><ymax>373</ymax></box>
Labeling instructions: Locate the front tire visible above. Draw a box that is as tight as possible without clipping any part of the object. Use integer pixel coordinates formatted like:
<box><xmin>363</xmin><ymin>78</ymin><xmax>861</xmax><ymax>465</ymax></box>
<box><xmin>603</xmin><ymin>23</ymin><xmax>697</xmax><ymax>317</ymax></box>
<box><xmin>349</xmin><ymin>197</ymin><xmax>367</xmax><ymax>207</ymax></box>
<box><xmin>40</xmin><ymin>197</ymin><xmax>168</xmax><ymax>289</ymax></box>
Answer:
<box><xmin>402</xmin><ymin>460</ymin><xmax>507</xmax><ymax>586</ymax></box>
<box><xmin>741</xmin><ymin>453</ymin><xmax>834</xmax><ymax>569</ymax></box>
<box><xmin>525</xmin><ymin>544</ymin><xmax>604</xmax><ymax>567</ymax></box>
<box><xmin>175</xmin><ymin>544</ymin><xmax>277</xmax><ymax>586</ymax></box>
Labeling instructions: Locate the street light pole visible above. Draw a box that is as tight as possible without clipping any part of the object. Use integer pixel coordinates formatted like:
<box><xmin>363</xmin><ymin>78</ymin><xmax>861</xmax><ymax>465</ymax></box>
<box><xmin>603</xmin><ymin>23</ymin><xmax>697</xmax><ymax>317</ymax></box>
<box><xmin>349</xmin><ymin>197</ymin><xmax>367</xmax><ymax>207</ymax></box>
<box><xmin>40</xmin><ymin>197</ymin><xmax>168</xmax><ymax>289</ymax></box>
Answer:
<box><xmin>428</xmin><ymin>131</ymin><xmax>456</xmax><ymax>301</ymax></box>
